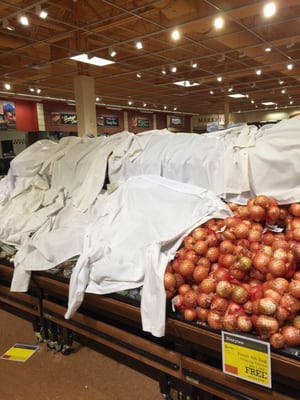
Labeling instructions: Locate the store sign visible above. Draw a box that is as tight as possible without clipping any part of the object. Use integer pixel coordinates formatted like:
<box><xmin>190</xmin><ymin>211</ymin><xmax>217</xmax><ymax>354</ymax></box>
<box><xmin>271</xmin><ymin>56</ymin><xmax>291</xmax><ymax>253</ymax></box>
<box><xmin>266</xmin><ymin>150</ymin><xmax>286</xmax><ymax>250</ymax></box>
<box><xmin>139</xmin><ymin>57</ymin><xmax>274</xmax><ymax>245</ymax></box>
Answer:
<box><xmin>51</xmin><ymin>112</ymin><xmax>77</xmax><ymax>125</ymax></box>
<box><xmin>97</xmin><ymin>116</ymin><xmax>119</xmax><ymax>126</ymax></box>
<box><xmin>60</xmin><ymin>112</ymin><xmax>77</xmax><ymax>125</ymax></box>
<box><xmin>132</xmin><ymin>117</ymin><xmax>150</xmax><ymax>128</ymax></box>
<box><xmin>0</xmin><ymin>101</ymin><xmax>16</xmax><ymax>130</ymax></box>
<box><xmin>198</xmin><ymin>114</ymin><xmax>224</xmax><ymax>124</ymax></box>
<box><xmin>222</xmin><ymin>331</ymin><xmax>271</xmax><ymax>389</ymax></box>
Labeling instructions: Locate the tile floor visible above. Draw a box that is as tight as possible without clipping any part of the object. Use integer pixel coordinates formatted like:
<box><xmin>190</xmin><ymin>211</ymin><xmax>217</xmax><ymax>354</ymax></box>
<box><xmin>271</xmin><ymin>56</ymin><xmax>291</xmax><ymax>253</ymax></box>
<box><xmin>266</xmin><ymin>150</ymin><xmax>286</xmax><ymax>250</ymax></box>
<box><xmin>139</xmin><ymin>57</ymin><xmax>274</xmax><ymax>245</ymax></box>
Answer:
<box><xmin>0</xmin><ymin>309</ymin><xmax>163</xmax><ymax>400</ymax></box>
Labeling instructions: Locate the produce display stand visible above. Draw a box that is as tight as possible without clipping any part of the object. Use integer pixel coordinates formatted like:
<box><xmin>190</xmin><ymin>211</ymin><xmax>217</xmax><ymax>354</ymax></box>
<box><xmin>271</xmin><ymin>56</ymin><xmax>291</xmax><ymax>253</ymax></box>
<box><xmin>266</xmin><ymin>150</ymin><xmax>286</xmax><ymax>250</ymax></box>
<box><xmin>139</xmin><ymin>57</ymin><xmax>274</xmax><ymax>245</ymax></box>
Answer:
<box><xmin>0</xmin><ymin>260</ymin><xmax>299</xmax><ymax>400</ymax></box>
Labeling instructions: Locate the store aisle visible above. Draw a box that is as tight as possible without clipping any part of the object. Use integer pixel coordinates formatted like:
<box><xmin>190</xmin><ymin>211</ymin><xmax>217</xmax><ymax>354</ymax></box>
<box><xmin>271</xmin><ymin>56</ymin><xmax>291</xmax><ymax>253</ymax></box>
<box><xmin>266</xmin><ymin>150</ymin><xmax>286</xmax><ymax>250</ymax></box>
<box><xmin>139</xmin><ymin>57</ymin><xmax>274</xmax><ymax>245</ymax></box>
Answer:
<box><xmin>0</xmin><ymin>309</ymin><xmax>162</xmax><ymax>400</ymax></box>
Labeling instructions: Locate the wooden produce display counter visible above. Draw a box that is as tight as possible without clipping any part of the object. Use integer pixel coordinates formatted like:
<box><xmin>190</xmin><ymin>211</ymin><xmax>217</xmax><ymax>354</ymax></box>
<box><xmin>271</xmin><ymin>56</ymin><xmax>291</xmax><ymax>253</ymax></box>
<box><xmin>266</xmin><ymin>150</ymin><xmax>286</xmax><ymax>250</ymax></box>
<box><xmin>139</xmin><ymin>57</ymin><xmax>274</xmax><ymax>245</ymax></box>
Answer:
<box><xmin>0</xmin><ymin>261</ymin><xmax>299</xmax><ymax>400</ymax></box>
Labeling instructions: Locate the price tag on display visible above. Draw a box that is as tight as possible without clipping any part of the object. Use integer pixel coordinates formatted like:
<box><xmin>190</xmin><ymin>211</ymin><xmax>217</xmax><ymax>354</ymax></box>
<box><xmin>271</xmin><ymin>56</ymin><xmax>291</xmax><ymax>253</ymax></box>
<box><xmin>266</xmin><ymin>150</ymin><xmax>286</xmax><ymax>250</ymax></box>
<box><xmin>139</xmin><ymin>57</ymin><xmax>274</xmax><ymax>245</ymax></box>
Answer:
<box><xmin>222</xmin><ymin>331</ymin><xmax>272</xmax><ymax>389</ymax></box>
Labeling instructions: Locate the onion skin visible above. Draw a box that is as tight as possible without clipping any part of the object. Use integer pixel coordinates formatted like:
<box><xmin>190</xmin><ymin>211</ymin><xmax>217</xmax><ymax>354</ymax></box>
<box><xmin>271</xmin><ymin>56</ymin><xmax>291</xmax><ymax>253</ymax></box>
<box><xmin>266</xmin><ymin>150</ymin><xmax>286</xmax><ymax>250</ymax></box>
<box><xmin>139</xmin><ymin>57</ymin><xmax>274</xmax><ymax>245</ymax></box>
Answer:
<box><xmin>288</xmin><ymin>279</ymin><xmax>300</xmax><ymax>299</ymax></box>
<box><xmin>281</xmin><ymin>325</ymin><xmax>300</xmax><ymax>347</ymax></box>
<box><xmin>164</xmin><ymin>272</ymin><xmax>176</xmax><ymax>291</ymax></box>
<box><xmin>270</xmin><ymin>332</ymin><xmax>285</xmax><ymax>349</ymax></box>
<box><xmin>207</xmin><ymin>311</ymin><xmax>223</xmax><ymax>330</ymax></box>
<box><xmin>256</xmin><ymin>315</ymin><xmax>279</xmax><ymax>339</ymax></box>
<box><xmin>237</xmin><ymin>315</ymin><xmax>253</xmax><ymax>332</ymax></box>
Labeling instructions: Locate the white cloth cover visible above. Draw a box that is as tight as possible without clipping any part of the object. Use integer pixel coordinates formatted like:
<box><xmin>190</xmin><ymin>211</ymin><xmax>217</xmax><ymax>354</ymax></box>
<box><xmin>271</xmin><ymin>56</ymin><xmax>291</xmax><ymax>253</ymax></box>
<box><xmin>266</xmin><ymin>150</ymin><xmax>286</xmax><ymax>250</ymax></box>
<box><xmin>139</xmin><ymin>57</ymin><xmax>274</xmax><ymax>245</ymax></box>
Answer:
<box><xmin>4</xmin><ymin>116</ymin><xmax>300</xmax><ymax>337</ymax></box>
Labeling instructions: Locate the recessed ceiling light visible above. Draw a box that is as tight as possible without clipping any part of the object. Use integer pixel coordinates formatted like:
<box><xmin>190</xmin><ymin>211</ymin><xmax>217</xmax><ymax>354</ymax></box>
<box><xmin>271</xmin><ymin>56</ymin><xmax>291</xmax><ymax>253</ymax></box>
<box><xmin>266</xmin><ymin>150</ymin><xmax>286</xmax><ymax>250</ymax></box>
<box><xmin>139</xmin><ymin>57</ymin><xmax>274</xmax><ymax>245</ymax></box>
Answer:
<box><xmin>256</xmin><ymin>69</ymin><xmax>262</xmax><ymax>75</ymax></box>
<box><xmin>136</xmin><ymin>73</ymin><xmax>141</xmax><ymax>78</ymax></box>
<box><xmin>171</xmin><ymin>30</ymin><xmax>180</xmax><ymax>40</ymax></box>
<box><xmin>214</xmin><ymin>16</ymin><xmax>224</xmax><ymax>29</ymax></box>
<box><xmin>170</xmin><ymin>66</ymin><xmax>177</xmax><ymax>73</ymax></box>
<box><xmin>265</xmin><ymin>47</ymin><xmax>271</xmax><ymax>52</ymax></box>
<box><xmin>135</xmin><ymin>40</ymin><xmax>143</xmax><ymax>49</ymax></box>
<box><xmin>164</xmin><ymin>105</ymin><xmax>167</xmax><ymax>110</ymax></box>
<box><xmin>287</xmin><ymin>63</ymin><xmax>294</xmax><ymax>70</ymax></box>
<box><xmin>217</xmin><ymin>76</ymin><xmax>222</xmax><ymax>82</ymax></box>
<box><xmin>191</xmin><ymin>61</ymin><xmax>197</xmax><ymax>68</ymax></box>
<box><xmin>210</xmin><ymin>90</ymin><xmax>214</xmax><ymax>95</ymax></box>
<box><xmin>70</xmin><ymin>53</ymin><xmax>115</xmax><ymax>67</ymax></box>
<box><xmin>161</xmin><ymin>68</ymin><xmax>166</xmax><ymax>75</ymax></box>
<box><xmin>173</xmin><ymin>80</ymin><xmax>200</xmax><ymax>87</ymax></box>
<box><xmin>4</xmin><ymin>83</ymin><xmax>11</xmax><ymax>90</ymax></box>
<box><xmin>228</xmin><ymin>93</ymin><xmax>248</xmax><ymax>98</ymax></box>
<box><xmin>263</xmin><ymin>2</ymin><xmax>277</xmax><ymax>18</ymax></box>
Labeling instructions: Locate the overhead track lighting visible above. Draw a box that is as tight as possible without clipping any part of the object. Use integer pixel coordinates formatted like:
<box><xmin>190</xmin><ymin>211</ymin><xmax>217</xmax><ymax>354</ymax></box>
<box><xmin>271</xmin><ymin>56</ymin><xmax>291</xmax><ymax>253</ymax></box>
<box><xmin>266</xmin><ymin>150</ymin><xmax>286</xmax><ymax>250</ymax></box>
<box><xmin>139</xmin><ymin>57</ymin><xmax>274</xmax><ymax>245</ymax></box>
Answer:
<box><xmin>2</xmin><ymin>19</ymin><xmax>15</xmax><ymax>31</ymax></box>
<box><xmin>108</xmin><ymin>47</ymin><xmax>116</xmax><ymax>58</ymax></box>
<box><xmin>36</xmin><ymin>5</ymin><xmax>48</xmax><ymax>19</ymax></box>
<box><xmin>19</xmin><ymin>15</ymin><xmax>29</xmax><ymax>26</ymax></box>
<box><xmin>135</xmin><ymin>40</ymin><xmax>143</xmax><ymax>49</ymax></box>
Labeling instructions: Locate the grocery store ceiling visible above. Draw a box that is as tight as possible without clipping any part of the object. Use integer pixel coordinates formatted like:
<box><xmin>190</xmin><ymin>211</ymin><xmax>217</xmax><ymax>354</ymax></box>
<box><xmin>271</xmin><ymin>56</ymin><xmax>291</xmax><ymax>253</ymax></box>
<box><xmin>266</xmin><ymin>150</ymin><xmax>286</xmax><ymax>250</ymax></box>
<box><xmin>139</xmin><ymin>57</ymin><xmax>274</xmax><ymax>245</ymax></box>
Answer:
<box><xmin>0</xmin><ymin>0</ymin><xmax>299</xmax><ymax>115</ymax></box>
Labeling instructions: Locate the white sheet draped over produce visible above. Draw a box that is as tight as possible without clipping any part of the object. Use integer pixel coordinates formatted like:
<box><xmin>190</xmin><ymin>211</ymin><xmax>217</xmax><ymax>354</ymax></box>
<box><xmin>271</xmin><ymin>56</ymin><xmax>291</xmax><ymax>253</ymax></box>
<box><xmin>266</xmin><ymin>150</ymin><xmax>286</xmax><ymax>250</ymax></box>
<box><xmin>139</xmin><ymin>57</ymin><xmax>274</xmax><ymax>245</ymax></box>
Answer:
<box><xmin>1</xmin><ymin>117</ymin><xmax>300</xmax><ymax>336</ymax></box>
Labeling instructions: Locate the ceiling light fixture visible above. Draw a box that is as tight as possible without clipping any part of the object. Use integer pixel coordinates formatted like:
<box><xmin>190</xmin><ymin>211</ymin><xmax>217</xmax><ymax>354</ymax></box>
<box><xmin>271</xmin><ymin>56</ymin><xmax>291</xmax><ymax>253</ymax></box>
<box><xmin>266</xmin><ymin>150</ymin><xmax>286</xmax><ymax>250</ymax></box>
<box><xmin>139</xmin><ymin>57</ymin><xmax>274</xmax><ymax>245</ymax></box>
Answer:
<box><xmin>2</xmin><ymin>19</ymin><xmax>15</xmax><ymax>31</ymax></box>
<box><xmin>108</xmin><ymin>47</ymin><xmax>116</xmax><ymax>58</ymax></box>
<box><xmin>214</xmin><ymin>16</ymin><xmax>224</xmax><ymax>30</ymax></box>
<box><xmin>161</xmin><ymin>68</ymin><xmax>166</xmax><ymax>75</ymax></box>
<box><xmin>262</xmin><ymin>101</ymin><xmax>276</xmax><ymax>105</ymax></box>
<box><xmin>70</xmin><ymin>53</ymin><xmax>115</xmax><ymax>67</ymax></box>
<box><xmin>164</xmin><ymin>106</ymin><xmax>167</xmax><ymax>110</ymax></box>
<box><xmin>256</xmin><ymin>69</ymin><xmax>262</xmax><ymax>75</ymax></box>
<box><xmin>136</xmin><ymin>73</ymin><xmax>141</xmax><ymax>78</ymax></box>
<box><xmin>171</xmin><ymin>30</ymin><xmax>180</xmax><ymax>40</ymax></box>
<box><xmin>4</xmin><ymin>83</ymin><xmax>11</xmax><ymax>90</ymax></box>
<box><xmin>228</xmin><ymin>93</ymin><xmax>248</xmax><ymax>98</ymax></box>
<box><xmin>265</xmin><ymin>47</ymin><xmax>271</xmax><ymax>52</ymax></box>
<box><xmin>173</xmin><ymin>80</ymin><xmax>200</xmax><ymax>87</ymax></box>
<box><xmin>287</xmin><ymin>63</ymin><xmax>294</xmax><ymax>70</ymax></box>
<box><xmin>170</xmin><ymin>66</ymin><xmax>177</xmax><ymax>73</ymax></box>
<box><xmin>135</xmin><ymin>40</ymin><xmax>143</xmax><ymax>49</ymax></box>
<box><xmin>19</xmin><ymin>15</ymin><xmax>29</xmax><ymax>26</ymax></box>
<box><xmin>191</xmin><ymin>61</ymin><xmax>197</xmax><ymax>68</ymax></box>
<box><xmin>263</xmin><ymin>2</ymin><xmax>277</xmax><ymax>18</ymax></box>
<box><xmin>143</xmin><ymin>103</ymin><xmax>147</xmax><ymax>107</ymax></box>
<box><xmin>209</xmin><ymin>90</ymin><xmax>214</xmax><ymax>95</ymax></box>
<box><xmin>36</xmin><ymin>5</ymin><xmax>48</xmax><ymax>19</ymax></box>
<box><xmin>217</xmin><ymin>76</ymin><xmax>222</xmax><ymax>82</ymax></box>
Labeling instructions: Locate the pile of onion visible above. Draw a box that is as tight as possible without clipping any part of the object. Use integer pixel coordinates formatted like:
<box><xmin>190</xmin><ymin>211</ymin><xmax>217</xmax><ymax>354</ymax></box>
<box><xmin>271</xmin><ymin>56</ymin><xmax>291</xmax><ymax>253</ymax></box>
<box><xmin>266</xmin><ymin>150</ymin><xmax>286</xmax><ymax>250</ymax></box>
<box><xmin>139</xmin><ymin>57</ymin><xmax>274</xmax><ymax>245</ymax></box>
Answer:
<box><xmin>164</xmin><ymin>195</ymin><xmax>300</xmax><ymax>349</ymax></box>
